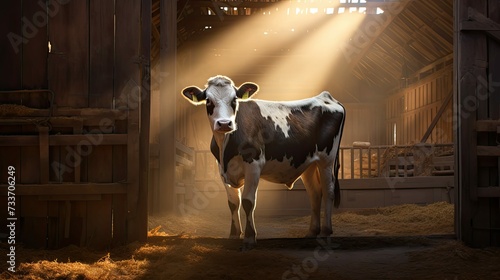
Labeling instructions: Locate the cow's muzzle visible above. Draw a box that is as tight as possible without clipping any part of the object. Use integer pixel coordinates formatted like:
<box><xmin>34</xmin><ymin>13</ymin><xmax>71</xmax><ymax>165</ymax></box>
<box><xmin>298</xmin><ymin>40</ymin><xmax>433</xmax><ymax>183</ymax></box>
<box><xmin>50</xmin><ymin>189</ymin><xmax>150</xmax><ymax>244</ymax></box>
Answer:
<box><xmin>215</xmin><ymin>120</ymin><xmax>234</xmax><ymax>133</ymax></box>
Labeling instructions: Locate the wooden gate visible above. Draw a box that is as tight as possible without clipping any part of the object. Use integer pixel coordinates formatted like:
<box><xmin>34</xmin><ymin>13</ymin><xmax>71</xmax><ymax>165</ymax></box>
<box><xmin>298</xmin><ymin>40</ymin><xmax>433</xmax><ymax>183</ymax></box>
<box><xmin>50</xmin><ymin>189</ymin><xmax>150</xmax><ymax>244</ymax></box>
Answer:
<box><xmin>455</xmin><ymin>0</ymin><xmax>500</xmax><ymax>247</ymax></box>
<box><xmin>0</xmin><ymin>0</ymin><xmax>151</xmax><ymax>249</ymax></box>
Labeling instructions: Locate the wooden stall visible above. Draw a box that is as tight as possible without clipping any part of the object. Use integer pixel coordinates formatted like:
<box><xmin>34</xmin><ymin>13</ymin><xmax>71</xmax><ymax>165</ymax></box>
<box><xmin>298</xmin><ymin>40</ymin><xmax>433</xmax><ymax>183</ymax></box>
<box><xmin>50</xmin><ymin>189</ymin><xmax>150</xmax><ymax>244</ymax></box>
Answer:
<box><xmin>455</xmin><ymin>0</ymin><xmax>500</xmax><ymax>247</ymax></box>
<box><xmin>0</xmin><ymin>1</ymin><xmax>151</xmax><ymax>249</ymax></box>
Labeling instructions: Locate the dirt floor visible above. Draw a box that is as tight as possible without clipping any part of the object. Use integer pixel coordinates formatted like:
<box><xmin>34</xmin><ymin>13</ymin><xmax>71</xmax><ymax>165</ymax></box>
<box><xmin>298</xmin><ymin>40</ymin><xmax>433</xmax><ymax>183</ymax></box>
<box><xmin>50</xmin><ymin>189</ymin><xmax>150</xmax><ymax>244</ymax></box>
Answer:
<box><xmin>2</xmin><ymin>202</ymin><xmax>500</xmax><ymax>279</ymax></box>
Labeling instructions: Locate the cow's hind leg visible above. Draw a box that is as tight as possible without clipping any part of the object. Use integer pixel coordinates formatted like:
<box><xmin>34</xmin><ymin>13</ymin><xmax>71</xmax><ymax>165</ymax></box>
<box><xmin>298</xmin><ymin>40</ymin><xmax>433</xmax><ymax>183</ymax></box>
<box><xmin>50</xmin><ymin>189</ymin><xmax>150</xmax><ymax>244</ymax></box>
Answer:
<box><xmin>318</xmin><ymin>162</ymin><xmax>336</xmax><ymax>236</ymax></box>
<box><xmin>225</xmin><ymin>184</ymin><xmax>242</xmax><ymax>239</ymax></box>
<box><xmin>301</xmin><ymin>164</ymin><xmax>322</xmax><ymax>237</ymax></box>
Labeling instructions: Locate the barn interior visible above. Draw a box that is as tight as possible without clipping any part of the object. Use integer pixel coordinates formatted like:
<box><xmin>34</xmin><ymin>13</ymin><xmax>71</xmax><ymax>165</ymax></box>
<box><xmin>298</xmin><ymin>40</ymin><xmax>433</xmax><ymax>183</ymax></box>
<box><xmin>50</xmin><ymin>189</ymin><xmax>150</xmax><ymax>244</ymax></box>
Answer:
<box><xmin>0</xmin><ymin>0</ymin><xmax>499</xmax><ymax>268</ymax></box>
<box><xmin>149</xmin><ymin>0</ymin><xmax>455</xmax><ymax>221</ymax></box>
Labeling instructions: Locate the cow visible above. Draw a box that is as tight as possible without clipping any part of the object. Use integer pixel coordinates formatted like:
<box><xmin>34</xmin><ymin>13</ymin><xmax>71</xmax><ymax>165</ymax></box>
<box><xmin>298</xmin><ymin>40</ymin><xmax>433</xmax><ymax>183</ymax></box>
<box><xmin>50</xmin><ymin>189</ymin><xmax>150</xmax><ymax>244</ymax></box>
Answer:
<box><xmin>182</xmin><ymin>75</ymin><xmax>345</xmax><ymax>250</ymax></box>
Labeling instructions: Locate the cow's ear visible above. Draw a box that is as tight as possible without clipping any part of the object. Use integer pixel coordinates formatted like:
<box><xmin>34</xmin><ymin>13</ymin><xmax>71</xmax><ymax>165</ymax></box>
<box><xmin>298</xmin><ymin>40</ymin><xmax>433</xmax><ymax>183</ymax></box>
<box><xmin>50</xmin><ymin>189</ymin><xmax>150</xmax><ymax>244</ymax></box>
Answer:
<box><xmin>236</xmin><ymin>83</ymin><xmax>259</xmax><ymax>100</ymax></box>
<box><xmin>182</xmin><ymin>86</ymin><xmax>206</xmax><ymax>105</ymax></box>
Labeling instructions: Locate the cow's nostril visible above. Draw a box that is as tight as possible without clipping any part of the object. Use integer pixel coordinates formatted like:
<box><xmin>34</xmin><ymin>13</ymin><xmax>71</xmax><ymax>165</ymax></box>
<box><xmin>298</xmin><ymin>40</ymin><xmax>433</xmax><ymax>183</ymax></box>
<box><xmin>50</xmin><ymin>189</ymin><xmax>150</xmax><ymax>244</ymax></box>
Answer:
<box><xmin>217</xmin><ymin>120</ymin><xmax>233</xmax><ymax>131</ymax></box>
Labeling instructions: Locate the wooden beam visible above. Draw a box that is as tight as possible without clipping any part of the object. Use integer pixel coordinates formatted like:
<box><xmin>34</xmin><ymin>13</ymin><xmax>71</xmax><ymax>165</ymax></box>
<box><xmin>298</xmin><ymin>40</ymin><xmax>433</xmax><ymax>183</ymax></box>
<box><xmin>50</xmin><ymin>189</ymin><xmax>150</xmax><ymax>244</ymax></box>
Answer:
<box><xmin>160</xmin><ymin>0</ymin><xmax>178</xmax><ymax>213</ymax></box>
<box><xmin>477</xmin><ymin>146</ymin><xmax>500</xmax><ymax>157</ymax></box>
<box><xmin>477</xmin><ymin>187</ymin><xmax>500</xmax><ymax>198</ymax></box>
<box><xmin>420</xmin><ymin>88</ymin><xmax>453</xmax><ymax>143</ymax></box>
<box><xmin>138</xmin><ymin>0</ymin><xmax>152</xmax><ymax>242</ymax></box>
<box><xmin>0</xmin><ymin>183</ymin><xmax>127</xmax><ymax>195</ymax></box>
<box><xmin>460</xmin><ymin>8</ymin><xmax>500</xmax><ymax>43</ymax></box>
<box><xmin>345</xmin><ymin>0</ymin><xmax>411</xmax><ymax>72</ymax></box>
<box><xmin>476</xmin><ymin>120</ymin><xmax>500</xmax><ymax>132</ymax></box>
<box><xmin>288</xmin><ymin>176</ymin><xmax>454</xmax><ymax>191</ymax></box>
<box><xmin>0</xmin><ymin>134</ymin><xmax>128</xmax><ymax>146</ymax></box>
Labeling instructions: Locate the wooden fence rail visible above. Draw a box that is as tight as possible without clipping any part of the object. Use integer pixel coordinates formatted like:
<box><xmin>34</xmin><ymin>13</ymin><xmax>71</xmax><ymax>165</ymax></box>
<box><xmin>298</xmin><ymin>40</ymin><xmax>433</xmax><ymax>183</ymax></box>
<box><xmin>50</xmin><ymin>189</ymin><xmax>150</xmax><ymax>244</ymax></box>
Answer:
<box><xmin>194</xmin><ymin>143</ymin><xmax>454</xmax><ymax>181</ymax></box>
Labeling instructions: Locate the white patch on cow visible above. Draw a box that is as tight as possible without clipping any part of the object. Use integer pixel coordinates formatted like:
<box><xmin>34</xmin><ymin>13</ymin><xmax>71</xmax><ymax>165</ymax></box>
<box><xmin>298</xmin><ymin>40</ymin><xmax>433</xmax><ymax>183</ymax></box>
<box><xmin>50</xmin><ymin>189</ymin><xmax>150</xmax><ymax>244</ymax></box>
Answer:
<box><xmin>254</xmin><ymin>91</ymin><xmax>343</xmax><ymax>138</ymax></box>
<box><xmin>255</xmin><ymin>102</ymin><xmax>293</xmax><ymax>137</ymax></box>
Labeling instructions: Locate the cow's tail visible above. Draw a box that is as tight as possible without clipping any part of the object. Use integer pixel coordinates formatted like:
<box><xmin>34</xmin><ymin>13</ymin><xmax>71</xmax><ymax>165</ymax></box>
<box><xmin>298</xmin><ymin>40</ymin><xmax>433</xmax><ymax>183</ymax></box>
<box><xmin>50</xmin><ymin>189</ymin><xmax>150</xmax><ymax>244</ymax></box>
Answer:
<box><xmin>333</xmin><ymin>102</ymin><xmax>346</xmax><ymax>208</ymax></box>
<box><xmin>333</xmin><ymin>160</ymin><xmax>341</xmax><ymax>208</ymax></box>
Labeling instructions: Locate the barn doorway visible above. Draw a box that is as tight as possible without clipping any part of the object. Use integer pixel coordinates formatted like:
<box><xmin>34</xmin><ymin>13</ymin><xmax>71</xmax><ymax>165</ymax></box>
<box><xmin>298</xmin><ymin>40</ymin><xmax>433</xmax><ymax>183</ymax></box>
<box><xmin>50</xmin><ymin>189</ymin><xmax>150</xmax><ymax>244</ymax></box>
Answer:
<box><xmin>148</xmin><ymin>0</ymin><xmax>458</xmax><ymax>242</ymax></box>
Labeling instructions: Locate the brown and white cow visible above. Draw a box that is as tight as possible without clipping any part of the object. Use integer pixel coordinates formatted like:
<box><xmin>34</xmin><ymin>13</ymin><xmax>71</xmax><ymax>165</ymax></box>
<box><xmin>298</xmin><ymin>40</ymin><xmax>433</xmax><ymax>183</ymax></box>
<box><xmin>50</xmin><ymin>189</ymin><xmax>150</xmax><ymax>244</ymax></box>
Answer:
<box><xmin>182</xmin><ymin>75</ymin><xmax>345</xmax><ymax>250</ymax></box>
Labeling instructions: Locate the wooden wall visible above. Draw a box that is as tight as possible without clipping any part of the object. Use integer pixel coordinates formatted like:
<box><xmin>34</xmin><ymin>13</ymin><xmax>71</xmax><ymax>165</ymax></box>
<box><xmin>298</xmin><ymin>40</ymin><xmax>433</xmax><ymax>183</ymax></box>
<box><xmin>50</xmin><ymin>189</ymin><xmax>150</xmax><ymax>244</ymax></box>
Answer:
<box><xmin>455</xmin><ymin>0</ymin><xmax>500</xmax><ymax>247</ymax></box>
<box><xmin>0</xmin><ymin>0</ymin><xmax>150</xmax><ymax>249</ymax></box>
<box><xmin>385</xmin><ymin>65</ymin><xmax>453</xmax><ymax>145</ymax></box>
<box><xmin>342</xmin><ymin>103</ymin><xmax>386</xmax><ymax>146</ymax></box>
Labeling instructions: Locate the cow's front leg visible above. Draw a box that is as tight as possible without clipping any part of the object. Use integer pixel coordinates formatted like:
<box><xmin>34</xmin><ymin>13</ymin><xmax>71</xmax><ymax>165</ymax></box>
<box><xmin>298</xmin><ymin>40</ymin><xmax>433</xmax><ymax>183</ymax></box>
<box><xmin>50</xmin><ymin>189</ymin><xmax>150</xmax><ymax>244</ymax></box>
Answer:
<box><xmin>225</xmin><ymin>184</ymin><xmax>242</xmax><ymax>239</ymax></box>
<box><xmin>241</xmin><ymin>166</ymin><xmax>260</xmax><ymax>250</ymax></box>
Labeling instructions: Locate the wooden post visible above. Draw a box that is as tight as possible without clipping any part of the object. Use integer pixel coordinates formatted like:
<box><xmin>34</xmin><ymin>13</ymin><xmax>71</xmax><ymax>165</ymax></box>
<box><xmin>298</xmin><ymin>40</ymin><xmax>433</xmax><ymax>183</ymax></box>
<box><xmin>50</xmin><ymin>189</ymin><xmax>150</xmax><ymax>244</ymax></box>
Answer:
<box><xmin>138</xmin><ymin>0</ymin><xmax>152</xmax><ymax>239</ymax></box>
<box><xmin>159</xmin><ymin>0</ymin><xmax>177</xmax><ymax>213</ymax></box>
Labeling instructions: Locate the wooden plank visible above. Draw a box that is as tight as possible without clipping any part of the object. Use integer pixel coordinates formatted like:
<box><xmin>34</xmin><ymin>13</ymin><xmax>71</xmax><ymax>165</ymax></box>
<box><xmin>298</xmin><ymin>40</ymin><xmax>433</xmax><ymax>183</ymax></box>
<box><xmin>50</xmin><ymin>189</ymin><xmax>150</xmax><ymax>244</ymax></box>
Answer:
<box><xmin>462</xmin><ymin>7</ymin><xmax>500</xmax><ymax>42</ymax></box>
<box><xmin>39</xmin><ymin>194</ymin><xmax>102</xmax><ymax>201</ymax></box>
<box><xmin>456</xmin><ymin>0</ymin><xmax>490</xmax><ymax>248</ymax></box>
<box><xmin>0</xmin><ymin>134</ymin><xmax>128</xmax><ymax>146</ymax></box>
<box><xmin>73</xmin><ymin>122</ymin><xmax>83</xmax><ymax>183</ymax></box>
<box><xmin>0</xmin><ymin>1</ymin><xmax>22</xmax><ymax>91</ymax></box>
<box><xmin>160</xmin><ymin>0</ymin><xmax>178</xmax><ymax>213</ymax></box>
<box><xmin>138</xmin><ymin>0</ymin><xmax>152</xmax><ymax>240</ymax></box>
<box><xmin>477</xmin><ymin>187</ymin><xmax>500</xmax><ymax>198</ymax></box>
<box><xmin>48</xmin><ymin>0</ymin><xmax>89</xmax><ymax>108</ymax></box>
<box><xmin>175</xmin><ymin>155</ymin><xmax>193</xmax><ymax>166</ymax></box>
<box><xmin>420</xmin><ymin>89</ymin><xmax>453</xmax><ymax>143</ymax></box>
<box><xmin>18</xmin><ymin>124</ymin><xmax>47</xmax><ymax>248</ymax></box>
<box><xmin>476</xmin><ymin>120</ymin><xmax>500</xmax><ymax>132</ymax></box>
<box><xmin>47</xmin><ymin>201</ymin><xmax>63</xmax><ymax>248</ymax></box>
<box><xmin>488</xmin><ymin>0</ymin><xmax>500</xmax><ymax>247</ymax></box>
<box><xmin>89</xmin><ymin>0</ymin><xmax>115</xmax><ymax>108</ymax></box>
<box><xmin>20</xmin><ymin>196</ymin><xmax>48</xmax><ymax>249</ymax></box>
<box><xmin>83</xmin><ymin>143</ymin><xmax>112</xmax><ymax>249</ymax></box>
<box><xmin>39</xmin><ymin>126</ymin><xmax>50</xmax><ymax>184</ymax></box>
<box><xmin>0</xmin><ymin>183</ymin><xmax>127</xmax><ymax>195</ymax></box>
<box><xmin>477</xmin><ymin>146</ymin><xmax>500</xmax><ymax>156</ymax></box>
<box><xmin>299</xmin><ymin>176</ymin><xmax>456</xmax><ymax>190</ymax></box>
<box><xmin>88</xmin><ymin>146</ymin><xmax>113</xmax><ymax>183</ymax></box>
<box><xmin>86</xmin><ymin>195</ymin><xmax>112</xmax><ymax>249</ymax></box>
<box><xmin>115</xmin><ymin>0</ymin><xmax>143</xmax><ymax>243</ymax></box>
<box><xmin>22</xmin><ymin>0</ymin><xmax>48</xmax><ymax>96</ymax></box>
<box><xmin>86</xmin><ymin>143</ymin><xmax>113</xmax><ymax>249</ymax></box>
<box><xmin>112</xmin><ymin>194</ymin><xmax>128</xmax><ymax>247</ymax></box>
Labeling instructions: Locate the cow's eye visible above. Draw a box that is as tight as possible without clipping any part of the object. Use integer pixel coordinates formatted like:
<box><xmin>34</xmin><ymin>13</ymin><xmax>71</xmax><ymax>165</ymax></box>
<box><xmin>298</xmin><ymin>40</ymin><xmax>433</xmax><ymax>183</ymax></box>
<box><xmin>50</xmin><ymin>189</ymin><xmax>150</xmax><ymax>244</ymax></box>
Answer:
<box><xmin>231</xmin><ymin>98</ymin><xmax>237</xmax><ymax>107</ymax></box>
<box><xmin>206</xmin><ymin>98</ymin><xmax>212</xmax><ymax>105</ymax></box>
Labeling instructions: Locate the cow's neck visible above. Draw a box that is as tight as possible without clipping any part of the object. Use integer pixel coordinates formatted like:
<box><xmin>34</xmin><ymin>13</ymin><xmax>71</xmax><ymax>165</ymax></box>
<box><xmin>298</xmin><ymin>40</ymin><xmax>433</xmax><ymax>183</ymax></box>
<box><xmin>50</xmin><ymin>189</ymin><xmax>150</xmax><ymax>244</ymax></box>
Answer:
<box><xmin>212</xmin><ymin>132</ymin><xmax>227</xmax><ymax>161</ymax></box>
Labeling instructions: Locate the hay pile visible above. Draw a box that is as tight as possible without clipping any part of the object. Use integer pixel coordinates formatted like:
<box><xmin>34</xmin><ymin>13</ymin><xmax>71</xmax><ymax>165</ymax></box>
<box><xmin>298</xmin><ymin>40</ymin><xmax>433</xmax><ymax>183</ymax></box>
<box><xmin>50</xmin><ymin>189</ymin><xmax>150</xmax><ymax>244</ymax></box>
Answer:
<box><xmin>333</xmin><ymin>202</ymin><xmax>454</xmax><ymax>236</ymax></box>
<box><xmin>147</xmin><ymin>202</ymin><xmax>454</xmax><ymax>239</ymax></box>
<box><xmin>1</xmin><ymin>236</ymin><xmax>296</xmax><ymax>280</ymax></box>
<box><xmin>0</xmin><ymin>202</ymin><xmax>467</xmax><ymax>280</ymax></box>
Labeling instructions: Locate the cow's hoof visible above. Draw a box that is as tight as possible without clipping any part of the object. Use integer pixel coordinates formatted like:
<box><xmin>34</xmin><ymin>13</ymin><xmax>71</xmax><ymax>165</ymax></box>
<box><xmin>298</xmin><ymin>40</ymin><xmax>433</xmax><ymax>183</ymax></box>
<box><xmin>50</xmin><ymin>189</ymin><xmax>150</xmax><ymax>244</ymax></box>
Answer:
<box><xmin>228</xmin><ymin>234</ymin><xmax>242</xmax><ymax>239</ymax></box>
<box><xmin>305</xmin><ymin>229</ymin><xmax>320</xmax><ymax>238</ymax></box>
<box><xmin>240</xmin><ymin>242</ymin><xmax>256</xmax><ymax>251</ymax></box>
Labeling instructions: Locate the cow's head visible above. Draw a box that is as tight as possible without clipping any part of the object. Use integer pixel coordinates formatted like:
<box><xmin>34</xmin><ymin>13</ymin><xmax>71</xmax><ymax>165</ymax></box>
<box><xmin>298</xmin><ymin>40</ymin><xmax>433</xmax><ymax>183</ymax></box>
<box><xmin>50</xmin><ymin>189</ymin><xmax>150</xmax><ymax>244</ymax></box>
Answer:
<box><xmin>182</xmin><ymin>75</ymin><xmax>259</xmax><ymax>134</ymax></box>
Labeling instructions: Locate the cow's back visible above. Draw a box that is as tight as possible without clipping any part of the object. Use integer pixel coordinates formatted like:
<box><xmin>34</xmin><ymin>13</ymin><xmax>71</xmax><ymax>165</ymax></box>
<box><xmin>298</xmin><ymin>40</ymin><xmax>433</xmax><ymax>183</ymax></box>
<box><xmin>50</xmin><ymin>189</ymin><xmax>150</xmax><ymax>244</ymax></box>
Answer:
<box><xmin>213</xmin><ymin>92</ymin><xmax>344</xmax><ymax>187</ymax></box>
